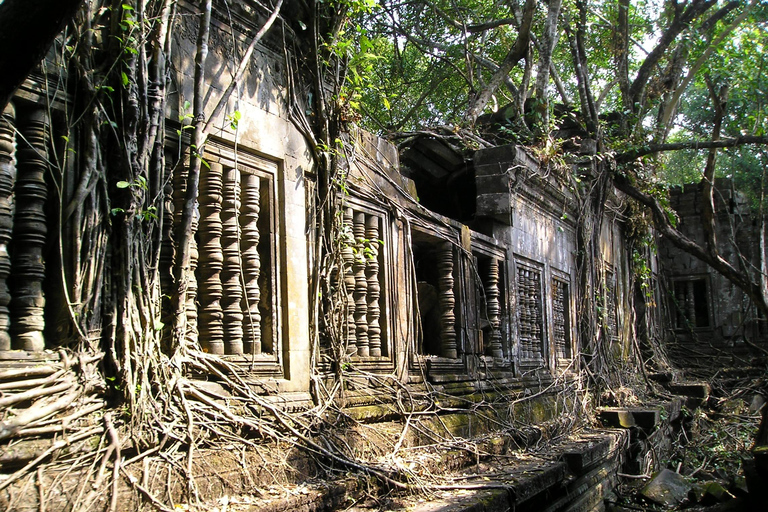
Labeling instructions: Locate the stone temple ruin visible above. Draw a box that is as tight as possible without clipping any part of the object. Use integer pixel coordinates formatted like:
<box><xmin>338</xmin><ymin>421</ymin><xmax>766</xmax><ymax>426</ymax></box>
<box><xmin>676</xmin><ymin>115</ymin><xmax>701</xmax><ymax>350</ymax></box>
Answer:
<box><xmin>0</xmin><ymin>2</ymin><xmax>766</xmax><ymax>511</ymax></box>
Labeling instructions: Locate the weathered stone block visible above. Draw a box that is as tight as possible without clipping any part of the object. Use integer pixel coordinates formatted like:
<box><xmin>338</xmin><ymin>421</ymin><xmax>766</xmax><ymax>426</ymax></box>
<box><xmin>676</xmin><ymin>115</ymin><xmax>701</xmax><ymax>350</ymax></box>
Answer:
<box><xmin>561</xmin><ymin>435</ymin><xmax>614</xmax><ymax>474</ymax></box>
<box><xmin>640</xmin><ymin>469</ymin><xmax>692</xmax><ymax>507</ymax></box>
<box><xmin>667</xmin><ymin>382</ymin><xmax>710</xmax><ymax>399</ymax></box>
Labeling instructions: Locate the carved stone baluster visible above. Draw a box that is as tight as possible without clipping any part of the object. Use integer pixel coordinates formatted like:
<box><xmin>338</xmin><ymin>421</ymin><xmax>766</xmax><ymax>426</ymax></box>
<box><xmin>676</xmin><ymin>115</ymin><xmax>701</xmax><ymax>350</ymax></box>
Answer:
<box><xmin>486</xmin><ymin>259</ymin><xmax>503</xmax><ymax>358</ymax></box>
<box><xmin>437</xmin><ymin>242</ymin><xmax>457</xmax><ymax>358</ymax></box>
<box><xmin>553</xmin><ymin>280</ymin><xmax>563</xmax><ymax>358</ymax></box>
<box><xmin>0</xmin><ymin>104</ymin><xmax>15</xmax><ymax>350</ymax></box>
<box><xmin>188</xmin><ymin>213</ymin><xmax>200</xmax><ymax>346</ymax></box>
<box><xmin>10</xmin><ymin>109</ymin><xmax>49</xmax><ymax>351</ymax></box>
<box><xmin>341</xmin><ymin>208</ymin><xmax>356</xmax><ymax>354</ymax></box>
<box><xmin>240</xmin><ymin>173</ymin><xmax>262</xmax><ymax>355</ymax></box>
<box><xmin>518</xmin><ymin>267</ymin><xmax>534</xmax><ymax>360</ymax></box>
<box><xmin>197</xmin><ymin>162</ymin><xmax>224</xmax><ymax>354</ymax></box>
<box><xmin>352</xmin><ymin>211</ymin><xmax>368</xmax><ymax>357</ymax></box>
<box><xmin>365</xmin><ymin>214</ymin><xmax>381</xmax><ymax>357</ymax></box>
<box><xmin>221</xmin><ymin>166</ymin><xmax>243</xmax><ymax>354</ymax></box>
<box><xmin>531</xmin><ymin>271</ymin><xmax>542</xmax><ymax>358</ymax></box>
<box><xmin>173</xmin><ymin>155</ymin><xmax>199</xmax><ymax>345</ymax></box>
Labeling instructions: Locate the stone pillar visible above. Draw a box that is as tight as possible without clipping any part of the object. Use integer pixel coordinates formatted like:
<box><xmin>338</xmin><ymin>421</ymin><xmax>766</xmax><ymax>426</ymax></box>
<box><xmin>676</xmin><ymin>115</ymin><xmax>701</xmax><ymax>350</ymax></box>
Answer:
<box><xmin>0</xmin><ymin>104</ymin><xmax>15</xmax><ymax>351</ymax></box>
<box><xmin>437</xmin><ymin>242</ymin><xmax>457</xmax><ymax>358</ymax></box>
<box><xmin>353</xmin><ymin>211</ymin><xmax>368</xmax><ymax>357</ymax></box>
<box><xmin>240</xmin><ymin>173</ymin><xmax>262</xmax><ymax>355</ymax></box>
<box><xmin>198</xmin><ymin>161</ymin><xmax>224</xmax><ymax>354</ymax></box>
<box><xmin>221</xmin><ymin>166</ymin><xmax>243</xmax><ymax>354</ymax></box>
<box><xmin>486</xmin><ymin>259</ymin><xmax>503</xmax><ymax>358</ymax></box>
<box><xmin>341</xmin><ymin>208</ymin><xmax>356</xmax><ymax>354</ymax></box>
<box><xmin>10</xmin><ymin>108</ymin><xmax>49</xmax><ymax>351</ymax></box>
<box><xmin>365</xmin><ymin>214</ymin><xmax>381</xmax><ymax>357</ymax></box>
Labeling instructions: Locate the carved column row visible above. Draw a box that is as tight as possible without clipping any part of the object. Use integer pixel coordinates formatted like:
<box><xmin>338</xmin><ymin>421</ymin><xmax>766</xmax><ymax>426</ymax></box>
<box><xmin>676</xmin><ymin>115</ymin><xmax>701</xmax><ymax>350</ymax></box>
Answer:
<box><xmin>340</xmin><ymin>208</ymin><xmax>384</xmax><ymax>358</ymax></box>
<box><xmin>552</xmin><ymin>279</ymin><xmax>571</xmax><ymax>360</ymax></box>
<box><xmin>437</xmin><ymin>242</ymin><xmax>457</xmax><ymax>359</ymax></box>
<box><xmin>517</xmin><ymin>266</ymin><xmax>543</xmax><ymax>360</ymax></box>
<box><xmin>197</xmin><ymin>165</ymin><xmax>267</xmax><ymax>355</ymax></box>
<box><xmin>485</xmin><ymin>259</ymin><xmax>503</xmax><ymax>358</ymax></box>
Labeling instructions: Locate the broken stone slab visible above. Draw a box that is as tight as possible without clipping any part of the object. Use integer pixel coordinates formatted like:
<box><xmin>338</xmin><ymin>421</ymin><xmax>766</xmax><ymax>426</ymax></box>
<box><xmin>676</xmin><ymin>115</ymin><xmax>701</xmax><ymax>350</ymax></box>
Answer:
<box><xmin>640</xmin><ymin>469</ymin><xmax>692</xmax><ymax>508</ymax></box>
<box><xmin>597</xmin><ymin>407</ymin><xmax>660</xmax><ymax>431</ymax></box>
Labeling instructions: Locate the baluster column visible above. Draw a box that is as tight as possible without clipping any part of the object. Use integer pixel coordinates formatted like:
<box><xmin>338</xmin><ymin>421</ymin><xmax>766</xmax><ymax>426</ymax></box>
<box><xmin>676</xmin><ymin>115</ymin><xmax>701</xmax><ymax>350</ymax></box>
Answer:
<box><xmin>10</xmin><ymin>108</ymin><xmax>49</xmax><ymax>351</ymax></box>
<box><xmin>341</xmin><ymin>208</ymin><xmax>356</xmax><ymax>354</ymax></box>
<box><xmin>240</xmin><ymin>173</ymin><xmax>262</xmax><ymax>355</ymax></box>
<box><xmin>221</xmin><ymin>166</ymin><xmax>244</xmax><ymax>354</ymax></box>
<box><xmin>437</xmin><ymin>242</ymin><xmax>457</xmax><ymax>358</ymax></box>
<box><xmin>198</xmin><ymin>162</ymin><xmax>225</xmax><ymax>354</ymax></box>
<box><xmin>0</xmin><ymin>104</ymin><xmax>15</xmax><ymax>350</ymax></box>
<box><xmin>353</xmin><ymin>211</ymin><xmax>368</xmax><ymax>357</ymax></box>
<box><xmin>365</xmin><ymin>215</ymin><xmax>381</xmax><ymax>357</ymax></box>
<box><xmin>486</xmin><ymin>259</ymin><xmax>503</xmax><ymax>358</ymax></box>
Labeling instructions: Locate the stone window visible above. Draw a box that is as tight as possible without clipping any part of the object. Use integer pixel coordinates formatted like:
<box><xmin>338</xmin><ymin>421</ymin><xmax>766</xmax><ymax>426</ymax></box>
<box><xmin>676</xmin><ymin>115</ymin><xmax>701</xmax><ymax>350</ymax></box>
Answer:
<box><xmin>339</xmin><ymin>205</ymin><xmax>388</xmax><ymax>360</ymax></box>
<box><xmin>413</xmin><ymin>231</ymin><xmax>459</xmax><ymax>359</ymax></box>
<box><xmin>672</xmin><ymin>277</ymin><xmax>710</xmax><ymax>329</ymax></box>
<box><xmin>195</xmin><ymin>157</ymin><xmax>282</xmax><ymax>375</ymax></box>
<box><xmin>552</xmin><ymin>277</ymin><xmax>571</xmax><ymax>364</ymax></box>
<box><xmin>516</xmin><ymin>260</ymin><xmax>545</xmax><ymax>364</ymax></box>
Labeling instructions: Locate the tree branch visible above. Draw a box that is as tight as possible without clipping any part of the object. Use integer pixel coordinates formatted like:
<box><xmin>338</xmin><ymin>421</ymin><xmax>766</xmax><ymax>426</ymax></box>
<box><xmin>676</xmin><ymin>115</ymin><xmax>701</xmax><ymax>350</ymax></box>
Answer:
<box><xmin>463</xmin><ymin>0</ymin><xmax>536</xmax><ymax>125</ymax></box>
<box><xmin>615</xmin><ymin>135</ymin><xmax>768</xmax><ymax>163</ymax></box>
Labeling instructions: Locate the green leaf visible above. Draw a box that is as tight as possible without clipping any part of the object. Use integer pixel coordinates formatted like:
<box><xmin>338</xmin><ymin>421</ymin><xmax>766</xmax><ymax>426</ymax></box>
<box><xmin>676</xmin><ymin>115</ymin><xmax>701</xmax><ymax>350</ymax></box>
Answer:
<box><xmin>116</xmin><ymin>181</ymin><xmax>131</xmax><ymax>189</ymax></box>
<box><xmin>121</xmin><ymin>71</ymin><xmax>129</xmax><ymax>87</ymax></box>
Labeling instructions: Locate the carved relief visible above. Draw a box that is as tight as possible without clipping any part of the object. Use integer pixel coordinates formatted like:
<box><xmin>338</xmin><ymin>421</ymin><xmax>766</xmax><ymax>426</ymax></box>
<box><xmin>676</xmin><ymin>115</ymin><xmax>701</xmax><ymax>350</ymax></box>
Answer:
<box><xmin>10</xmin><ymin>108</ymin><xmax>49</xmax><ymax>351</ymax></box>
<box><xmin>437</xmin><ymin>242</ymin><xmax>457</xmax><ymax>358</ymax></box>
<box><xmin>198</xmin><ymin>162</ymin><xmax>225</xmax><ymax>354</ymax></box>
<box><xmin>0</xmin><ymin>104</ymin><xmax>15</xmax><ymax>350</ymax></box>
